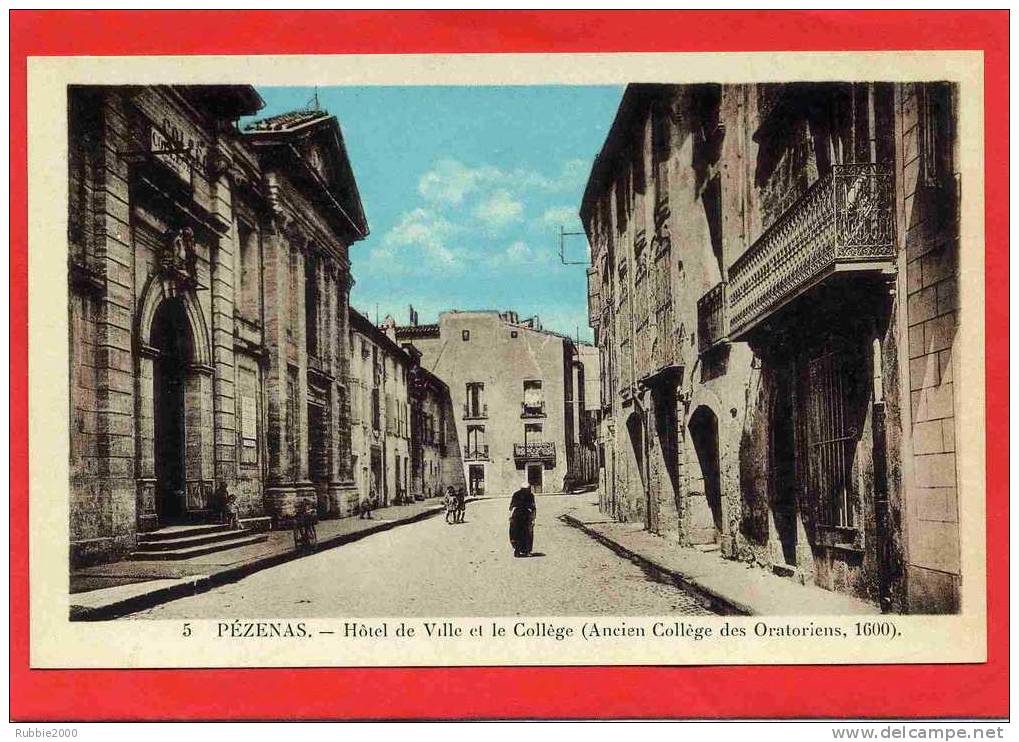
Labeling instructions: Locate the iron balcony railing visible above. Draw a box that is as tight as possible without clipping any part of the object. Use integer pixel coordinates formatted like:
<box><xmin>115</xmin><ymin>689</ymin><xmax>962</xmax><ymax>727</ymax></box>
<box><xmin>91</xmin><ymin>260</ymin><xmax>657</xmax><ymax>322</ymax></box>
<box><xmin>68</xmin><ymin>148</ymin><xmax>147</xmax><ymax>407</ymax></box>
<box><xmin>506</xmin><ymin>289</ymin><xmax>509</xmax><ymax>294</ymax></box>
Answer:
<box><xmin>513</xmin><ymin>442</ymin><xmax>556</xmax><ymax>463</ymax></box>
<box><xmin>521</xmin><ymin>401</ymin><xmax>546</xmax><ymax>418</ymax></box>
<box><xmin>697</xmin><ymin>281</ymin><xmax>729</xmax><ymax>354</ymax></box>
<box><xmin>463</xmin><ymin>445</ymin><xmax>489</xmax><ymax>461</ymax></box>
<box><xmin>727</xmin><ymin>163</ymin><xmax>896</xmax><ymax>340</ymax></box>
<box><xmin>463</xmin><ymin>403</ymin><xmax>488</xmax><ymax>420</ymax></box>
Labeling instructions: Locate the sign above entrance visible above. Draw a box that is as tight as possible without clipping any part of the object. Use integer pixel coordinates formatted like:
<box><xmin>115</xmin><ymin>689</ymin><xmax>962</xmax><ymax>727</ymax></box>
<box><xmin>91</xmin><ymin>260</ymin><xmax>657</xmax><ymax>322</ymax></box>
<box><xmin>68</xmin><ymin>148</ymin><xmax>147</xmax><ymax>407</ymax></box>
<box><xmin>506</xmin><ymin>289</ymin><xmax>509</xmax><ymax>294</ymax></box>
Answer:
<box><xmin>148</xmin><ymin>117</ymin><xmax>207</xmax><ymax>187</ymax></box>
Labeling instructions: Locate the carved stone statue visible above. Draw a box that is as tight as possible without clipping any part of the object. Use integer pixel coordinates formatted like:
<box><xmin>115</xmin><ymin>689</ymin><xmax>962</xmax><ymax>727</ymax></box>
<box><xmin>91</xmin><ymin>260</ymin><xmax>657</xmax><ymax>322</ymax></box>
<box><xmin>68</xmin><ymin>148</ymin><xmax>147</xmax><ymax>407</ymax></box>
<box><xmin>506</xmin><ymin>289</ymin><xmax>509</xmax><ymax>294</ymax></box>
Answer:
<box><xmin>160</xmin><ymin>226</ymin><xmax>197</xmax><ymax>281</ymax></box>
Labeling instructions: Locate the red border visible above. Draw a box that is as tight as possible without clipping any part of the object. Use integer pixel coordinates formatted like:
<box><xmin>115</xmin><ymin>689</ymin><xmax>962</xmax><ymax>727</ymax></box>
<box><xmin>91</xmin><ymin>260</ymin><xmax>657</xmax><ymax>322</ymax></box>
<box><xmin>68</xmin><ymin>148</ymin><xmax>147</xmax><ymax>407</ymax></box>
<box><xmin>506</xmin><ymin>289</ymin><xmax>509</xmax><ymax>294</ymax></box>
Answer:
<box><xmin>9</xmin><ymin>10</ymin><xmax>1008</xmax><ymax>720</ymax></box>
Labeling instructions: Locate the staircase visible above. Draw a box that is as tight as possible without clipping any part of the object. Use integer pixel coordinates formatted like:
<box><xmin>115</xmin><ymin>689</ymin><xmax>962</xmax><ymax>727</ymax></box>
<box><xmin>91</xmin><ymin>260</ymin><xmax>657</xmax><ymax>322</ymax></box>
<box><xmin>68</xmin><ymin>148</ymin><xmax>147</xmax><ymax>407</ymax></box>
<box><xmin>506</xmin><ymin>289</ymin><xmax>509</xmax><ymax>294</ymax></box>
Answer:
<box><xmin>129</xmin><ymin>523</ymin><xmax>269</xmax><ymax>561</ymax></box>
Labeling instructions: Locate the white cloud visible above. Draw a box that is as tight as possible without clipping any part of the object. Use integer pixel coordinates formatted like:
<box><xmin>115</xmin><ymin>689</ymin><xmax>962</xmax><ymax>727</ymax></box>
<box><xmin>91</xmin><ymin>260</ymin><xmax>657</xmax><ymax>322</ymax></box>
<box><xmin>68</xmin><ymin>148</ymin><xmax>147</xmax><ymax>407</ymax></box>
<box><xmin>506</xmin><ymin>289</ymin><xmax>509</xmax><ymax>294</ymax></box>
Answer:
<box><xmin>539</xmin><ymin>205</ymin><xmax>580</xmax><ymax>228</ymax></box>
<box><xmin>382</xmin><ymin>207</ymin><xmax>460</xmax><ymax>269</ymax></box>
<box><xmin>418</xmin><ymin>157</ymin><xmax>590</xmax><ymax>207</ymax></box>
<box><xmin>417</xmin><ymin>159</ymin><xmax>494</xmax><ymax>205</ymax></box>
<box><xmin>473</xmin><ymin>190</ymin><xmax>524</xmax><ymax>228</ymax></box>
<box><xmin>486</xmin><ymin>240</ymin><xmax>555</xmax><ymax>269</ymax></box>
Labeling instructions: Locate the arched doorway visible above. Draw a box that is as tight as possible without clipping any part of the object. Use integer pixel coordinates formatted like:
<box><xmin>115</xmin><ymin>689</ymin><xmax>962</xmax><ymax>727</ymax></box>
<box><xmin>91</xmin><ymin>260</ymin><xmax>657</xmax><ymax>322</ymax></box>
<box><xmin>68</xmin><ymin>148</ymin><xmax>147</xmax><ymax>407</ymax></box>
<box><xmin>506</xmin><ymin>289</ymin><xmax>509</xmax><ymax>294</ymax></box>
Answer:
<box><xmin>689</xmin><ymin>405</ymin><xmax>723</xmax><ymax>542</ymax></box>
<box><xmin>625</xmin><ymin>409</ymin><xmax>648</xmax><ymax>528</ymax></box>
<box><xmin>151</xmin><ymin>298</ymin><xmax>193</xmax><ymax>521</ymax></box>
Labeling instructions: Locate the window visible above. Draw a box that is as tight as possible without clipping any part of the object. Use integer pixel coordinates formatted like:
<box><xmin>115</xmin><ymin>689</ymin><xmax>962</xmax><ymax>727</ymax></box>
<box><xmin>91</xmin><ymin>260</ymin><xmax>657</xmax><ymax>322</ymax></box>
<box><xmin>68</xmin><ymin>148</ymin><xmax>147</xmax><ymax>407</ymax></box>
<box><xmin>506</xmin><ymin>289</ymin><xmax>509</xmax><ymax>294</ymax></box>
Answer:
<box><xmin>371</xmin><ymin>387</ymin><xmax>381</xmax><ymax>431</ymax></box>
<box><xmin>304</xmin><ymin>253</ymin><xmax>319</xmax><ymax>357</ymax></box>
<box><xmin>522</xmin><ymin>380</ymin><xmax>544</xmax><ymax>416</ymax></box>
<box><xmin>466</xmin><ymin>425</ymin><xmax>487</xmax><ymax>458</ymax></box>
<box><xmin>465</xmin><ymin>382</ymin><xmax>486</xmax><ymax>418</ymax></box>
<box><xmin>510</xmin><ymin>330</ymin><xmax>518</xmax><ymax>338</ymax></box>
<box><xmin>462</xmin><ymin>329</ymin><xmax>470</xmax><ymax>341</ymax></box>
<box><xmin>919</xmin><ymin>82</ymin><xmax>956</xmax><ymax>188</ymax></box>
<box><xmin>804</xmin><ymin>344</ymin><xmax>864</xmax><ymax>530</ymax></box>
<box><xmin>524</xmin><ymin>423</ymin><xmax>543</xmax><ymax>445</ymax></box>
<box><xmin>237</xmin><ymin>221</ymin><xmax>259</xmax><ymax>320</ymax></box>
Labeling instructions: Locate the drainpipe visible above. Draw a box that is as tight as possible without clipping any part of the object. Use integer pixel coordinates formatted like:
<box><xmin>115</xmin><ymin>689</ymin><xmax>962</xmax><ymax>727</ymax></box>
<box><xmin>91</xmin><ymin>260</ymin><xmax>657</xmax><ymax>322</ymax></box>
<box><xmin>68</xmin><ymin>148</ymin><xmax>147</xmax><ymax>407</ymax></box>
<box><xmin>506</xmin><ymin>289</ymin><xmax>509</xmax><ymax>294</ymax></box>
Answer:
<box><xmin>871</xmin><ymin>320</ymin><xmax>892</xmax><ymax>613</ymax></box>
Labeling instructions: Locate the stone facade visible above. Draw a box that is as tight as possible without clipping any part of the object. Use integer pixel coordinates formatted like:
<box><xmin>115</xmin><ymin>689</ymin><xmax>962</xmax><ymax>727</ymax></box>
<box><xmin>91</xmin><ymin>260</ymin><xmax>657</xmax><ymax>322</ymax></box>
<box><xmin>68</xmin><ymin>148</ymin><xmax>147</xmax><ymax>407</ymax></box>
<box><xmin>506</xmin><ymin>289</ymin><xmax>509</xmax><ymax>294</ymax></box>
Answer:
<box><xmin>68</xmin><ymin>86</ymin><xmax>367</xmax><ymax>565</ymax></box>
<box><xmin>394</xmin><ymin>311</ymin><xmax>597</xmax><ymax>497</ymax></box>
<box><xmin>582</xmin><ymin>82</ymin><xmax>961</xmax><ymax>613</ymax></box>
<box><xmin>347</xmin><ymin>309</ymin><xmax>465</xmax><ymax>510</ymax></box>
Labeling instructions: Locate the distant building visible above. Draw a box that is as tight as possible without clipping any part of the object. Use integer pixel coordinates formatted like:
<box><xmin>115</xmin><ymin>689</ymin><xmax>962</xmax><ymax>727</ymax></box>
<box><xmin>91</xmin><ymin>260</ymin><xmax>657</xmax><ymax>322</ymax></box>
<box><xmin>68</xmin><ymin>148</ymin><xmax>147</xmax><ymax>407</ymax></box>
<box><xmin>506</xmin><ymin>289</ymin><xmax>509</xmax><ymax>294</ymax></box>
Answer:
<box><xmin>394</xmin><ymin>310</ymin><xmax>598</xmax><ymax>497</ymax></box>
<box><xmin>582</xmin><ymin>82</ymin><xmax>962</xmax><ymax>613</ymax></box>
<box><xmin>348</xmin><ymin>309</ymin><xmax>463</xmax><ymax>510</ymax></box>
<box><xmin>67</xmin><ymin>84</ymin><xmax>367</xmax><ymax>565</ymax></box>
<box><xmin>406</xmin><ymin>346</ymin><xmax>465</xmax><ymax>502</ymax></box>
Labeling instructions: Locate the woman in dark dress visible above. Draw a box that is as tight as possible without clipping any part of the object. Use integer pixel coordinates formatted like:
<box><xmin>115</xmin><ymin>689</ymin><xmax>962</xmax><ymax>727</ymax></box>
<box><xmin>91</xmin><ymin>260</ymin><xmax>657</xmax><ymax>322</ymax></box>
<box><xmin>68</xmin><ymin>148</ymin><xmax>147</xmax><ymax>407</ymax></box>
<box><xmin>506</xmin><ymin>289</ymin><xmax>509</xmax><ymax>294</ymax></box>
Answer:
<box><xmin>508</xmin><ymin>485</ymin><xmax>536</xmax><ymax>557</ymax></box>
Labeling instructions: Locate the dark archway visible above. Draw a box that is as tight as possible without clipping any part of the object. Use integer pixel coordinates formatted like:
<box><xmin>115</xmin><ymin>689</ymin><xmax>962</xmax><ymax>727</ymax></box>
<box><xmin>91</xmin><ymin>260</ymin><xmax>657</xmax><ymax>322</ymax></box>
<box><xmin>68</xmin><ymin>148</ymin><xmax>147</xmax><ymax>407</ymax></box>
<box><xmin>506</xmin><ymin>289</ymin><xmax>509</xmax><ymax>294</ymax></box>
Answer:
<box><xmin>625</xmin><ymin>409</ymin><xmax>648</xmax><ymax>527</ymax></box>
<box><xmin>689</xmin><ymin>405</ymin><xmax>723</xmax><ymax>536</ymax></box>
<box><xmin>151</xmin><ymin>298</ymin><xmax>193</xmax><ymax>521</ymax></box>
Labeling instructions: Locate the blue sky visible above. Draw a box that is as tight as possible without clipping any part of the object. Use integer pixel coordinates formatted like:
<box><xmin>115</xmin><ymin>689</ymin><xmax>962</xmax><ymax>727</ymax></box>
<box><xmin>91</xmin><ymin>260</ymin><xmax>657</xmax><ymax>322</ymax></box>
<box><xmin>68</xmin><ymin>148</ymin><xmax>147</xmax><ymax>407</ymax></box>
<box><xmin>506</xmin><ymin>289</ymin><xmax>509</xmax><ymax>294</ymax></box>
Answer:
<box><xmin>245</xmin><ymin>86</ymin><xmax>623</xmax><ymax>342</ymax></box>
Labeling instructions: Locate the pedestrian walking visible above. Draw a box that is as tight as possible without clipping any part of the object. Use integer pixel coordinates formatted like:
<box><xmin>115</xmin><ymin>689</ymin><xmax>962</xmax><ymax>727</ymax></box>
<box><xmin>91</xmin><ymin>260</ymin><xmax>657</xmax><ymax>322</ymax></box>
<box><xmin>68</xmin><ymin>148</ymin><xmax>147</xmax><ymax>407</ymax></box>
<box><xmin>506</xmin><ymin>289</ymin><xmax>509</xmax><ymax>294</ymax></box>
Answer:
<box><xmin>362</xmin><ymin>479</ymin><xmax>378</xmax><ymax>520</ymax></box>
<box><xmin>509</xmin><ymin>483</ymin><xmax>536</xmax><ymax>557</ymax></box>
<box><xmin>444</xmin><ymin>486</ymin><xmax>457</xmax><ymax>525</ymax></box>
<box><xmin>455</xmin><ymin>486</ymin><xmax>467</xmax><ymax>523</ymax></box>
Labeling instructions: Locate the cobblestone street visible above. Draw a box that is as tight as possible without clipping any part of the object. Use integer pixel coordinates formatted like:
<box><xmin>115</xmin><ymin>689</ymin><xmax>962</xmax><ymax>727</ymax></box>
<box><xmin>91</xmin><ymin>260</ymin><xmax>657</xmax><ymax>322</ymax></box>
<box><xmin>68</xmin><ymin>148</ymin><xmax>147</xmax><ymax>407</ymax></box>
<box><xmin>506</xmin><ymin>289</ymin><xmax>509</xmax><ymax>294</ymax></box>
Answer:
<box><xmin>132</xmin><ymin>495</ymin><xmax>715</xmax><ymax>618</ymax></box>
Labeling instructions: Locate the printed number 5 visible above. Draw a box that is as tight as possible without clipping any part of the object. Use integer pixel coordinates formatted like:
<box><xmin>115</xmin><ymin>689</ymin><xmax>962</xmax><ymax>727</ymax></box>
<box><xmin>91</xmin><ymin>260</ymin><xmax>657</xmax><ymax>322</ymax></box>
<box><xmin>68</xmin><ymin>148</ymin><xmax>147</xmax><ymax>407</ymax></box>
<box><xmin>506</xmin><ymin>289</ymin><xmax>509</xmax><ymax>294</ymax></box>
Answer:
<box><xmin>182</xmin><ymin>623</ymin><xmax>192</xmax><ymax>637</ymax></box>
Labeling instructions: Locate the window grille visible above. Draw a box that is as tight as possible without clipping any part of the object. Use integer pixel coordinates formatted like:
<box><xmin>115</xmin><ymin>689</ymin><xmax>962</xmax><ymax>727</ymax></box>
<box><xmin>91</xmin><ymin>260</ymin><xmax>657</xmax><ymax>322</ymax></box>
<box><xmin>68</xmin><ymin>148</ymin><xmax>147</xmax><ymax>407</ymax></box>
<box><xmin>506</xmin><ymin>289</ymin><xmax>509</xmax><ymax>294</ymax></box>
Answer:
<box><xmin>805</xmin><ymin>347</ymin><xmax>859</xmax><ymax>529</ymax></box>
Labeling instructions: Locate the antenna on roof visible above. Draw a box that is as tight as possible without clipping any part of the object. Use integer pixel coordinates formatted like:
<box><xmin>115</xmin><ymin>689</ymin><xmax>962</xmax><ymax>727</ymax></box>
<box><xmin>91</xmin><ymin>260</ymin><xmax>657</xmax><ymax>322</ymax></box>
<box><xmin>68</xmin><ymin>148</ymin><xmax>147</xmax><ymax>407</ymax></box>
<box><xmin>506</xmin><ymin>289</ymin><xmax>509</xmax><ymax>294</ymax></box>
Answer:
<box><xmin>306</xmin><ymin>87</ymin><xmax>321</xmax><ymax>112</ymax></box>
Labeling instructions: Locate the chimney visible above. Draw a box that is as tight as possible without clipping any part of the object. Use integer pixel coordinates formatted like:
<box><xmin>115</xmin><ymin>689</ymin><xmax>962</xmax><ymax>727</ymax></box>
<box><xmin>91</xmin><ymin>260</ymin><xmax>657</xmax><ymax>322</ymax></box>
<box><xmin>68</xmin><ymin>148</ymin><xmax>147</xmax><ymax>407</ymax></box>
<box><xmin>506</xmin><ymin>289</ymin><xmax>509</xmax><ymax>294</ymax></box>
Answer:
<box><xmin>409</xmin><ymin>304</ymin><xmax>418</xmax><ymax>326</ymax></box>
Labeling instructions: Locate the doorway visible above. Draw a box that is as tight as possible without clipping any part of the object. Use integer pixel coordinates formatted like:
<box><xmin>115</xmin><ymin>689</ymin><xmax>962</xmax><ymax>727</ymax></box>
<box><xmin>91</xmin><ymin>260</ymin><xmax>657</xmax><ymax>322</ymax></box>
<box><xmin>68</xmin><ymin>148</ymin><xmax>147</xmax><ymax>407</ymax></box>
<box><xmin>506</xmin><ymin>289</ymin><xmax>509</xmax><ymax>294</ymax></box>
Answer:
<box><xmin>468</xmin><ymin>465</ymin><xmax>485</xmax><ymax>497</ymax></box>
<box><xmin>308</xmin><ymin>401</ymin><xmax>327</xmax><ymax>512</ymax></box>
<box><xmin>370</xmin><ymin>446</ymin><xmax>383</xmax><ymax>505</ymax></box>
<box><xmin>526</xmin><ymin>463</ymin><xmax>543</xmax><ymax>494</ymax></box>
<box><xmin>689</xmin><ymin>406</ymin><xmax>723</xmax><ymax>540</ymax></box>
<box><xmin>151</xmin><ymin>298</ymin><xmax>192</xmax><ymax>522</ymax></box>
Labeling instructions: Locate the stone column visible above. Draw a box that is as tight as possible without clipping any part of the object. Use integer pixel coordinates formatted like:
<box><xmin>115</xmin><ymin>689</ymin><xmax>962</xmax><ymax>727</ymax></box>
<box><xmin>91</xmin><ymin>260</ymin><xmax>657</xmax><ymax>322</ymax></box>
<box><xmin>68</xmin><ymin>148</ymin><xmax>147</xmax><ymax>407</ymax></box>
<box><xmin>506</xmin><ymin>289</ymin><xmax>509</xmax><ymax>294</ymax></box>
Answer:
<box><xmin>90</xmin><ymin>92</ymin><xmax>138</xmax><ymax>553</ymax></box>
<box><xmin>294</xmin><ymin>245</ymin><xmax>310</xmax><ymax>486</ymax></box>
<box><xmin>134</xmin><ymin>346</ymin><xmax>159</xmax><ymax>531</ymax></box>
<box><xmin>260</xmin><ymin>220</ymin><xmax>292</xmax><ymax>518</ymax></box>
<box><xmin>210</xmin><ymin>209</ymin><xmax>238</xmax><ymax>493</ymax></box>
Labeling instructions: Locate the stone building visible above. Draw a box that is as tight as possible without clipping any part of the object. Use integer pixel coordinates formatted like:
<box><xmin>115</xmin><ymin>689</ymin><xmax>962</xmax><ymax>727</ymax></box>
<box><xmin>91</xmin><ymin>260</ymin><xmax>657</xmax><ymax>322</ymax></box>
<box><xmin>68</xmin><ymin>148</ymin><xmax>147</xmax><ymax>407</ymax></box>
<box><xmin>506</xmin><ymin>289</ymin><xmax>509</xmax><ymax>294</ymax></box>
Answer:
<box><xmin>582</xmin><ymin>82</ymin><xmax>961</xmax><ymax>613</ymax></box>
<box><xmin>394</xmin><ymin>310</ymin><xmax>598</xmax><ymax>497</ymax></box>
<box><xmin>68</xmin><ymin>85</ymin><xmax>367</xmax><ymax>565</ymax></box>
<box><xmin>405</xmin><ymin>346</ymin><xmax>467</xmax><ymax>502</ymax></box>
<box><xmin>347</xmin><ymin>309</ymin><xmax>464</xmax><ymax>510</ymax></box>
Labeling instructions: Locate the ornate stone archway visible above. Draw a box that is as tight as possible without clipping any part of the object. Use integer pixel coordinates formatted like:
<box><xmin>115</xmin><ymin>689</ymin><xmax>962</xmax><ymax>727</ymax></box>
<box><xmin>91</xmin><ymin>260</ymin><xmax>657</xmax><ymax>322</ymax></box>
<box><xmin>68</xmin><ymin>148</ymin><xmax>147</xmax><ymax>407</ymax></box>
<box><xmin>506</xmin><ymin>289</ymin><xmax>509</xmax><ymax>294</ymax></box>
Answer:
<box><xmin>135</xmin><ymin>270</ymin><xmax>215</xmax><ymax>531</ymax></box>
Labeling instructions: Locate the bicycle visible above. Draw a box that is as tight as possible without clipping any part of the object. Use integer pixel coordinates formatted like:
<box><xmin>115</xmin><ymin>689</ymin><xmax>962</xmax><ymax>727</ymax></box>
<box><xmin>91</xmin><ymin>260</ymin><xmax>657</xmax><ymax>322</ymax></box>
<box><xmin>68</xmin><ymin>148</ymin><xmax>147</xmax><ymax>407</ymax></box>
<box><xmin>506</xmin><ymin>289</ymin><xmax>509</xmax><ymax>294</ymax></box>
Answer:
<box><xmin>292</xmin><ymin>500</ymin><xmax>318</xmax><ymax>551</ymax></box>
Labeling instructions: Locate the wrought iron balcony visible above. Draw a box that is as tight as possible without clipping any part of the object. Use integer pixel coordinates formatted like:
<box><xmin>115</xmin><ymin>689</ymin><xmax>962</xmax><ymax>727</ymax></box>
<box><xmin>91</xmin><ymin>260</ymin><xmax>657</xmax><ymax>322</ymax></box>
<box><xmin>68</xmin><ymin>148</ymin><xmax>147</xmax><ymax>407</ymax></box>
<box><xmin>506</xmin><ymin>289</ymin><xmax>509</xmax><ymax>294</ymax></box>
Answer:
<box><xmin>727</xmin><ymin>163</ymin><xmax>896</xmax><ymax>340</ymax></box>
<box><xmin>513</xmin><ymin>442</ymin><xmax>556</xmax><ymax>464</ymax></box>
<box><xmin>521</xmin><ymin>402</ymin><xmax>546</xmax><ymax>418</ymax></box>
<box><xmin>463</xmin><ymin>445</ymin><xmax>489</xmax><ymax>461</ymax></box>
<box><xmin>463</xmin><ymin>403</ymin><xmax>488</xmax><ymax>420</ymax></box>
<box><xmin>697</xmin><ymin>281</ymin><xmax>729</xmax><ymax>354</ymax></box>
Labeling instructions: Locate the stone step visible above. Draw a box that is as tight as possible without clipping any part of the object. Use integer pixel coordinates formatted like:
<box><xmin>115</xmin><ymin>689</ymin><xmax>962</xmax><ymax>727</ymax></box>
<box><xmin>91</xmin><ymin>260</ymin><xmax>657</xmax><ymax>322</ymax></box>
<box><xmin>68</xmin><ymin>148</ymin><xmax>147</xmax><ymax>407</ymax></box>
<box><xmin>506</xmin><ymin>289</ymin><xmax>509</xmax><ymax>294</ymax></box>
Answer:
<box><xmin>139</xmin><ymin>523</ymin><xmax>234</xmax><ymax>542</ymax></box>
<box><xmin>128</xmin><ymin>533</ymin><xmax>269</xmax><ymax>561</ymax></box>
<box><xmin>693</xmin><ymin>543</ymin><xmax>721</xmax><ymax>553</ymax></box>
<box><xmin>135</xmin><ymin>527</ymin><xmax>257</xmax><ymax>552</ymax></box>
<box><xmin>239</xmin><ymin>516</ymin><xmax>272</xmax><ymax>532</ymax></box>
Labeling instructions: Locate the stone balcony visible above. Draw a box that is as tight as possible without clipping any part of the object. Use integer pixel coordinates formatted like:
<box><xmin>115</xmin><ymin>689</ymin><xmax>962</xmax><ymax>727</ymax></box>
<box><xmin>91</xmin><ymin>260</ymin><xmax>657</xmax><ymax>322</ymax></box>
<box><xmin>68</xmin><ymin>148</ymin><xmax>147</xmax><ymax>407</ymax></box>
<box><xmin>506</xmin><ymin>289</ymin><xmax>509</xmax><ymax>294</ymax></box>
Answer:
<box><xmin>727</xmin><ymin>163</ymin><xmax>897</xmax><ymax>341</ymax></box>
